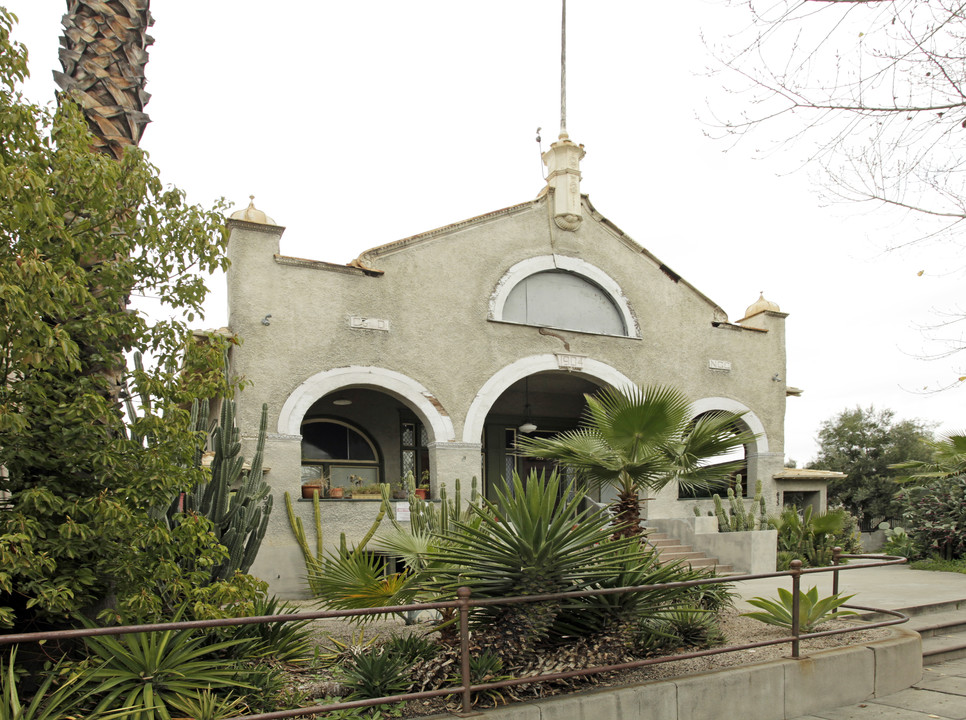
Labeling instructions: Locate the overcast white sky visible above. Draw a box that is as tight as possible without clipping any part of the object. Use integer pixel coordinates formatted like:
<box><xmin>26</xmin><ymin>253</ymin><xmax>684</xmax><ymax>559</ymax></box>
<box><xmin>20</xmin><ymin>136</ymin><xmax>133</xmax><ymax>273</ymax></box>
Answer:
<box><xmin>6</xmin><ymin>1</ymin><xmax>963</xmax><ymax>465</ymax></box>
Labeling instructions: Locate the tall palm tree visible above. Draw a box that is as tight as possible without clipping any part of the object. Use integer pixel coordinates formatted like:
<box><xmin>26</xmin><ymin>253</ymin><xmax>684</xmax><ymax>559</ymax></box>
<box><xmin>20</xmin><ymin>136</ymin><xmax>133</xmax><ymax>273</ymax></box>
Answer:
<box><xmin>516</xmin><ymin>384</ymin><xmax>759</xmax><ymax>538</ymax></box>
<box><xmin>54</xmin><ymin>0</ymin><xmax>153</xmax><ymax>160</ymax></box>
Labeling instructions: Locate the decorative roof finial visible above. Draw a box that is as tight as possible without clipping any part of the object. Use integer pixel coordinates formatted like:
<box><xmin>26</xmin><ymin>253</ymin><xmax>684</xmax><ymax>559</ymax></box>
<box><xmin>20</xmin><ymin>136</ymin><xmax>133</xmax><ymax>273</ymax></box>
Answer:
<box><xmin>559</xmin><ymin>0</ymin><xmax>568</xmax><ymax>139</ymax></box>
<box><xmin>541</xmin><ymin>0</ymin><xmax>585</xmax><ymax>231</ymax></box>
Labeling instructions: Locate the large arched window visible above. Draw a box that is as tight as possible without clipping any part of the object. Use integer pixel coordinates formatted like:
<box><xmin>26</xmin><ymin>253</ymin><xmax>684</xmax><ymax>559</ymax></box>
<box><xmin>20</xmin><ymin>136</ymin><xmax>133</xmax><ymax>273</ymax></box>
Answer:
<box><xmin>503</xmin><ymin>270</ymin><xmax>626</xmax><ymax>336</ymax></box>
<box><xmin>301</xmin><ymin>419</ymin><xmax>381</xmax><ymax>489</ymax></box>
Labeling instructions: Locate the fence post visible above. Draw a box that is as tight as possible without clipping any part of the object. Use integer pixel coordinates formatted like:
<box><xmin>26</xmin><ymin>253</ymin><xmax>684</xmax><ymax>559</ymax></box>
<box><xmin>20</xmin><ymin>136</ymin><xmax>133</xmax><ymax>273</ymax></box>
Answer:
<box><xmin>457</xmin><ymin>586</ymin><xmax>473</xmax><ymax>714</ymax></box>
<box><xmin>832</xmin><ymin>546</ymin><xmax>842</xmax><ymax>614</ymax></box>
<box><xmin>790</xmin><ymin>559</ymin><xmax>802</xmax><ymax>659</ymax></box>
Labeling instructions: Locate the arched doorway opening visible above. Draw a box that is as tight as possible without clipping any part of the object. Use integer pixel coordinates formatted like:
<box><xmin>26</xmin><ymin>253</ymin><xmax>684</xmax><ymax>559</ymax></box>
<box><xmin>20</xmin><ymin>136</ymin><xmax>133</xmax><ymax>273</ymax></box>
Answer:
<box><xmin>481</xmin><ymin>371</ymin><xmax>604</xmax><ymax>501</ymax></box>
<box><xmin>677</xmin><ymin>411</ymin><xmax>754</xmax><ymax>499</ymax></box>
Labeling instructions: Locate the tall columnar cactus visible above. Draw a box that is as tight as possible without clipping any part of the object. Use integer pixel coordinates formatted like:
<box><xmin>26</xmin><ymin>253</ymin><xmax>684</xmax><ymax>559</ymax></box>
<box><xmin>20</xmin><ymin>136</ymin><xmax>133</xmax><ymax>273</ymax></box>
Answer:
<box><xmin>384</xmin><ymin>473</ymin><xmax>479</xmax><ymax>536</ymax></box>
<box><xmin>180</xmin><ymin>399</ymin><xmax>273</xmax><ymax>583</ymax></box>
<box><xmin>714</xmin><ymin>479</ymin><xmax>766</xmax><ymax>532</ymax></box>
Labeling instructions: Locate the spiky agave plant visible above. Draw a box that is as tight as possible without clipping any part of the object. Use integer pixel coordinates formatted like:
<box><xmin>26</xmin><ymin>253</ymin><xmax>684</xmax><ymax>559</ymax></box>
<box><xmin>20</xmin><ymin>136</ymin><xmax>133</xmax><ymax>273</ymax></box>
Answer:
<box><xmin>423</xmin><ymin>471</ymin><xmax>636</xmax><ymax>658</ymax></box>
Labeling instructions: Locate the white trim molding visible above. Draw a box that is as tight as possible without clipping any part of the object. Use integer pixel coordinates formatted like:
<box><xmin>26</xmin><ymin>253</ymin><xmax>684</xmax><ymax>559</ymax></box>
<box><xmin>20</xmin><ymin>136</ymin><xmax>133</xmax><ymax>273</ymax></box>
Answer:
<box><xmin>690</xmin><ymin>396</ymin><xmax>769</xmax><ymax>455</ymax></box>
<box><xmin>277</xmin><ymin>366</ymin><xmax>456</xmax><ymax>443</ymax></box>
<box><xmin>462</xmin><ymin>355</ymin><xmax>636</xmax><ymax>444</ymax></box>
<box><xmin>488</xmin><ymin>254</ymin><xmax>641</xmax><ymax>338</ymax></box>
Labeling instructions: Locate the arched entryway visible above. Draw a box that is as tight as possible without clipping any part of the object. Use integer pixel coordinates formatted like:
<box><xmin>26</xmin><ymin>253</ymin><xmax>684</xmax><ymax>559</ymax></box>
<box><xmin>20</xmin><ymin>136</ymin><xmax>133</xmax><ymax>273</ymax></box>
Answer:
<box><xmin>464</xmin><ymin>356</ymin><xmax>635</xmax><ymax>501</ymax></box>
<box><xmin>481</xmin><ymin>371</ymin><xmax>604</xmax><ymax>500</ymax></box>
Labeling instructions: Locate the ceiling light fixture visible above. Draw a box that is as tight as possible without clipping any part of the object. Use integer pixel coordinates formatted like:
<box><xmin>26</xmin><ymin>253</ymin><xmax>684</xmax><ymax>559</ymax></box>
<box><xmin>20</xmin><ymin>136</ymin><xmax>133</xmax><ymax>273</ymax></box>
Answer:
<box><xmin>518</xmin><ymin>377</ymin><xmax>537</xmax><ymax>434</ymax></box>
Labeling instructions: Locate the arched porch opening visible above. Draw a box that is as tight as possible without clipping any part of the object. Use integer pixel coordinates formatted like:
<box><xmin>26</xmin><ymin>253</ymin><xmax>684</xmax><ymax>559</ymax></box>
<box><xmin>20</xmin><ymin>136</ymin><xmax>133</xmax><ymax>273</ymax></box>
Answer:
<box><xmin>278</xmin><ymin>366</ymin><xmax>455</xmax><ymax>495</ymax></box>
<box><xmin>482</xmin><ymin>371</ymin><xmax>605</xmax><ymax>501</ymax></box>
<box><xmin>464</xmin><ymin>355</ymin><xmax>635</xmax><ymax>502</ymax></box>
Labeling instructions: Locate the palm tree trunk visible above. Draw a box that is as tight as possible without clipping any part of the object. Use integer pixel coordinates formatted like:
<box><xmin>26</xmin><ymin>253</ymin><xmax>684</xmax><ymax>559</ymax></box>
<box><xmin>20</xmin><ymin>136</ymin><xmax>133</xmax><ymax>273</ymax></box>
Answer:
<box><xmin>54</xmin><ymin>0</ymin><xmax>153</xmax><ymax>160</ymax></box>
<box><xmin>612</xmin><ymin>488</ymin><xmax>643</xmax><ymax>539</ymax></box>
<box><xmin>52</xmin><ymin>0</ymin><xmax>153</xmax><ymax>406</ymax></box>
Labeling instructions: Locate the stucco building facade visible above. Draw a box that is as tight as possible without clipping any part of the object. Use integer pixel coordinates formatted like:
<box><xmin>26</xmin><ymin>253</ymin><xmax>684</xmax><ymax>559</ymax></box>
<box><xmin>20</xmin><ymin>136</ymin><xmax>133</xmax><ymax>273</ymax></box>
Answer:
<box><xmin>226</xmin><ymin>133</ymin><xmax>794</xmax><ymax>596</ymax></box>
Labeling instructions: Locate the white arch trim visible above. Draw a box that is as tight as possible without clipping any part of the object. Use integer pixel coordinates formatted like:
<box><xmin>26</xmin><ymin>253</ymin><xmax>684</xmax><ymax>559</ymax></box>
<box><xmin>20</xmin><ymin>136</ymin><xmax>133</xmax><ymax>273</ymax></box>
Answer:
<box><xmin>488</xmin><ymin>254</ymin><xmax>641</xmax><ymax>338</ymax></box>
<box><xmin>277</xmin><ymin>366</ymin><xmax>455</xmax><ymax>443</ymax></box>
<box><xmin>462</xmin><ymin>355</ymin><xmax>636</xmax><ymax>444</ymax></box>
<box><xmin>690</xmin><ymin>396</ymin><xmax>769</xmax><ymax>455</ymax></box>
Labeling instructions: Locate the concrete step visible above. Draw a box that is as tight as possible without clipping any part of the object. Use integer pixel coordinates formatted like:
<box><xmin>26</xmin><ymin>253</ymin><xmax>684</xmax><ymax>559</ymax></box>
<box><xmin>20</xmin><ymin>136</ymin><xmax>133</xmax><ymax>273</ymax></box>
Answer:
<box><xmin>922</xmin><ymin>633</ymin><xmax>966</xmax><ymax>665</ymax></box>
<box><xmin>651</xmin><ymin>544</ymin><xmax>695</xmax><ymax>554</ymax></box>
<box><xmin>648</xmin><ymin>537</ymin><xmax>685</xmax><ymax>548</ymax></box>
<box><xmin>907</xmin><ymin>609</ymin><xmax>966</xmax><ymax>638</ymax></box>
<box><xmin>658</xmin><ymin>551</ymin><xmax>707</xmax><ymax>562</ymax></box>
<box><xmin>859</xmin><ymin>599</ymin><xmax>966</xmax><ymax>665</ymax></box>
<box><xmin>646</xmin><ymin>531</ymin><xmax>733</xmax><ymax>576</ymax></box>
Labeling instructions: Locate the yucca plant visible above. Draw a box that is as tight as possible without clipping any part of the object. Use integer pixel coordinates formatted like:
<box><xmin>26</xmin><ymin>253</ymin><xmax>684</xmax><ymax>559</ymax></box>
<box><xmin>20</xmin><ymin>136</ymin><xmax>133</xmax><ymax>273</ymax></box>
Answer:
<box><xmin>382</xmin><ymin>634</ymin><xmax>439</xmax><ymax>664</ymax></box>
<box><xmin>167</xmin><ymin>690</ymin><xmax>248</xmax><ymax>720</ymax></box>
<box><xmin>658</xmin><ymin>606</ymin><xmax>722</xmax><ymax>646</ymax></box>
<box><xmin>743</xmin><ymin>586</ymin><xmax>857</xmax><ymax>633</ymax></box>
<box><xmin>446</xmin><ymin>650</ymin><xmax>511</xmax><ymax>708</ymax></box>
<box><xmin>0</xmin><ymin>647</ymin><xmax>137</xmax><ymax>720</ymax></box>
<box><xmin>83</xmin><ymin>624</ymin><xmax>252</xmax><ymax>720</ymax></box>
<box><xmin>551</xmin><ymin>544</ymin><xmax>717</xmax><ymax>637</ymax></box>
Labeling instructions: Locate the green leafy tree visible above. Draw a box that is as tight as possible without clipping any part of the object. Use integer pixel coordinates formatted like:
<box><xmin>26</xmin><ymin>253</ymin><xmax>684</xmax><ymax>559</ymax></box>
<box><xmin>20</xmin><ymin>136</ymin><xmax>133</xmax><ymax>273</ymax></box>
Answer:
<box><xmin>0</xmin><ymin>9</ymin><xmax>238</xmax><ymax>630</ymax></box>
<box><xmin>516</xmin><ymin>385</ymin><xmax>758</xmax><ymax>537</ymax></box>
<box><xmin>808</xmin><ymin>406</ymin><xmax>936</xmax><ymax>529</ymax></box>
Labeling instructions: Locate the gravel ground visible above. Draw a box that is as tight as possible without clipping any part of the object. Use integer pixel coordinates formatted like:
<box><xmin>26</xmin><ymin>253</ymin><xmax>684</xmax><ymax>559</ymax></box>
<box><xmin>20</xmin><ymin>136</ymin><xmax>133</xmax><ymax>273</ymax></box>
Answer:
<box><xmin>283</xmin><ymin>602</ymin><xmax>894</xmax><ymax>717</ymax></box>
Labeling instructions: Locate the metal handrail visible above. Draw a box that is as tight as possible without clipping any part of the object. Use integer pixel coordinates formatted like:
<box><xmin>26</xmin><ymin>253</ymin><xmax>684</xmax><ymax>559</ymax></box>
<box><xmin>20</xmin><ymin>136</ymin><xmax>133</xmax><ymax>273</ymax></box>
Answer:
<box><xmin>1</xmin><ymin>551</ymin><xmax>910</xmax><ymax>719</ymax></box>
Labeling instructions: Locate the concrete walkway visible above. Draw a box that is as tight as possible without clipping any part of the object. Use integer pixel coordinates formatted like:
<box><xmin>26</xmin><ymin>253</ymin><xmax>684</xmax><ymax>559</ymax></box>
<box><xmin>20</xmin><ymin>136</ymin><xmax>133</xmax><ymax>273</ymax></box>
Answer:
<box><xmin>790</xmin><ymin>657</ymin><xmax>966</xmax><ymax>720</ymax></box>
<box><xmin>731</xmin><ymin>562</ymin><xmax>966</xmax><ymax>613</ymax></box>
<box><xmin>730</xmin><ymin>564</ymin><xmax>966</xmax><ymax>720</ymax></box>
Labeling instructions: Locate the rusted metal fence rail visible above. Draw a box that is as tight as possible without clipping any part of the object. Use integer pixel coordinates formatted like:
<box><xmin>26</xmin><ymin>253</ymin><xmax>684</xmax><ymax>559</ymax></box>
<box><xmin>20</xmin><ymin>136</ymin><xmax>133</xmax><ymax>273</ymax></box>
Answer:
<box><xmin>1</xmin><ymin>552</ymin><xmax>910</xmax><ymax>719</ymax></box>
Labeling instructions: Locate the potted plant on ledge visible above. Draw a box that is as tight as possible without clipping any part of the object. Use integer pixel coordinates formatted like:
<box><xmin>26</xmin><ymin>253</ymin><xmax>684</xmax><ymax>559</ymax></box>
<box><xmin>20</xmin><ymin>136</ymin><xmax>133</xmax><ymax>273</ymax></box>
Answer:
<box><xmin>301</xmin><ymin>469</ymin><xmax>329</xmax><ymax>499</ymax></box>
<box><xmin>414</xmin><ymin>470</ymin><xmax>430</xmax><ymax>500</ymax></box>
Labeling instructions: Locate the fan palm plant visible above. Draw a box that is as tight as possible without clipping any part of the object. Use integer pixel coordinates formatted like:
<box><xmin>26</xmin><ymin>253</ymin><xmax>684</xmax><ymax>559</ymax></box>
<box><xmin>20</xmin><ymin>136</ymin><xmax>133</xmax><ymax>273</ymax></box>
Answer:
<box><xmin>891</xmin><ymin>432</ymin><xmax>966</xmax><ymax>482</ymax></box>
<box><xmin>516</xmin><ymin>385</ymin><xmax>758</xmax><ymax>537</ymax></box>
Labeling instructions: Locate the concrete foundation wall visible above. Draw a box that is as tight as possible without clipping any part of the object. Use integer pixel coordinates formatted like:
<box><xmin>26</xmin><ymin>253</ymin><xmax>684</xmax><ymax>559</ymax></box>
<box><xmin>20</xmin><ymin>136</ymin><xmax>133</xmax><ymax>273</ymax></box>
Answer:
<box><xmin>650</xmin><ymin>516</ymin><xmax>778</xmax><ymax>574</ymax></box>
<box><xmin>424</xmin><ymin>629</ymin><xmax>921</xmax><ymax>720</ymax></box>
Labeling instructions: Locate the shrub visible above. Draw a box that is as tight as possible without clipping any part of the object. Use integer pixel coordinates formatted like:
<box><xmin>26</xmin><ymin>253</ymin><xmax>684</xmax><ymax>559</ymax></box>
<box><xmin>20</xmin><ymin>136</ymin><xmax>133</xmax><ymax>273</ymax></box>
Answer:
<box><xmin>898</xmin><ymin>476</ymin><xmax>966</xmax><ymax>560</ymax></box>
<box><xmin>340</xmin><ymin>649</ymin><xmax>411</xmax><ymax>700</ymax></box>
<box><xmin>210</xmin><ymin>595</ymin><xmax>313</xmax><ymax>663</ymax></box>
<box><xmin>0</xmin><ymin>647</ymin><xmax>133</xmax><ymax>720</ymax></box>
<box><xmin>880</xmin><ymin>526</ymin><xmax>919</xmax><ymax>559</ymax></box>
<box><xmin>770</xmin><ymin>506</ymin><xmax>849</xmax><ymax>567</ymax></box>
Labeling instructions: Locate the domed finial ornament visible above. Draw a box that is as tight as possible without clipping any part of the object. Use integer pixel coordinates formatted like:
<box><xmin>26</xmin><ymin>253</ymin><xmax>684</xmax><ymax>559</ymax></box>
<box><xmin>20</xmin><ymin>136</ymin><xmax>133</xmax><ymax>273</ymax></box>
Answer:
<box><xmin>743</xmin><ymin>292</ymin><xmax>781</xmax><ymax>320</ymax></box>
<box><xmin>229</xmin><ymin>195</ymin><xmax>276</xmax><ymax>225</ymax></box>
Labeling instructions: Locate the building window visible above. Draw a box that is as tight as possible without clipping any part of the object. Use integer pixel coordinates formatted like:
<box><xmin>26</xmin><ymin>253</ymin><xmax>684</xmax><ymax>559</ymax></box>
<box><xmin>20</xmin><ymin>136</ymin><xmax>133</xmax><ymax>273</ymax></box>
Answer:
<box><xmin>401</xmin><ymin>419</ymin><xmax>429</xmax><ymax>484</ymax></box>
<box><xmin>301</xmin><ymin>419</ymin><xmax>380</xmax><ymax>489</ymax></box>
<box><xmin>502</xmin><ymin>270</ymin><xmax>627</xmax><ymax>336</ymax></box>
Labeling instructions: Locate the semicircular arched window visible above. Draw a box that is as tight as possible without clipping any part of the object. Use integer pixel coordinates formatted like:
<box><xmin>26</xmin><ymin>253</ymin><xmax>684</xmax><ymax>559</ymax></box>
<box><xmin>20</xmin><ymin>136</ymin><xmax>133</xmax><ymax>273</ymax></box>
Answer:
<box><xmin>502</xmin><ymin>270</ymin><xmax>627</xmax><ymax>336</ymax></box>
<box><xmin>300</xmin><ymin>419</ymin><xmax>380</xmax><ymax>490</ymax></box>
